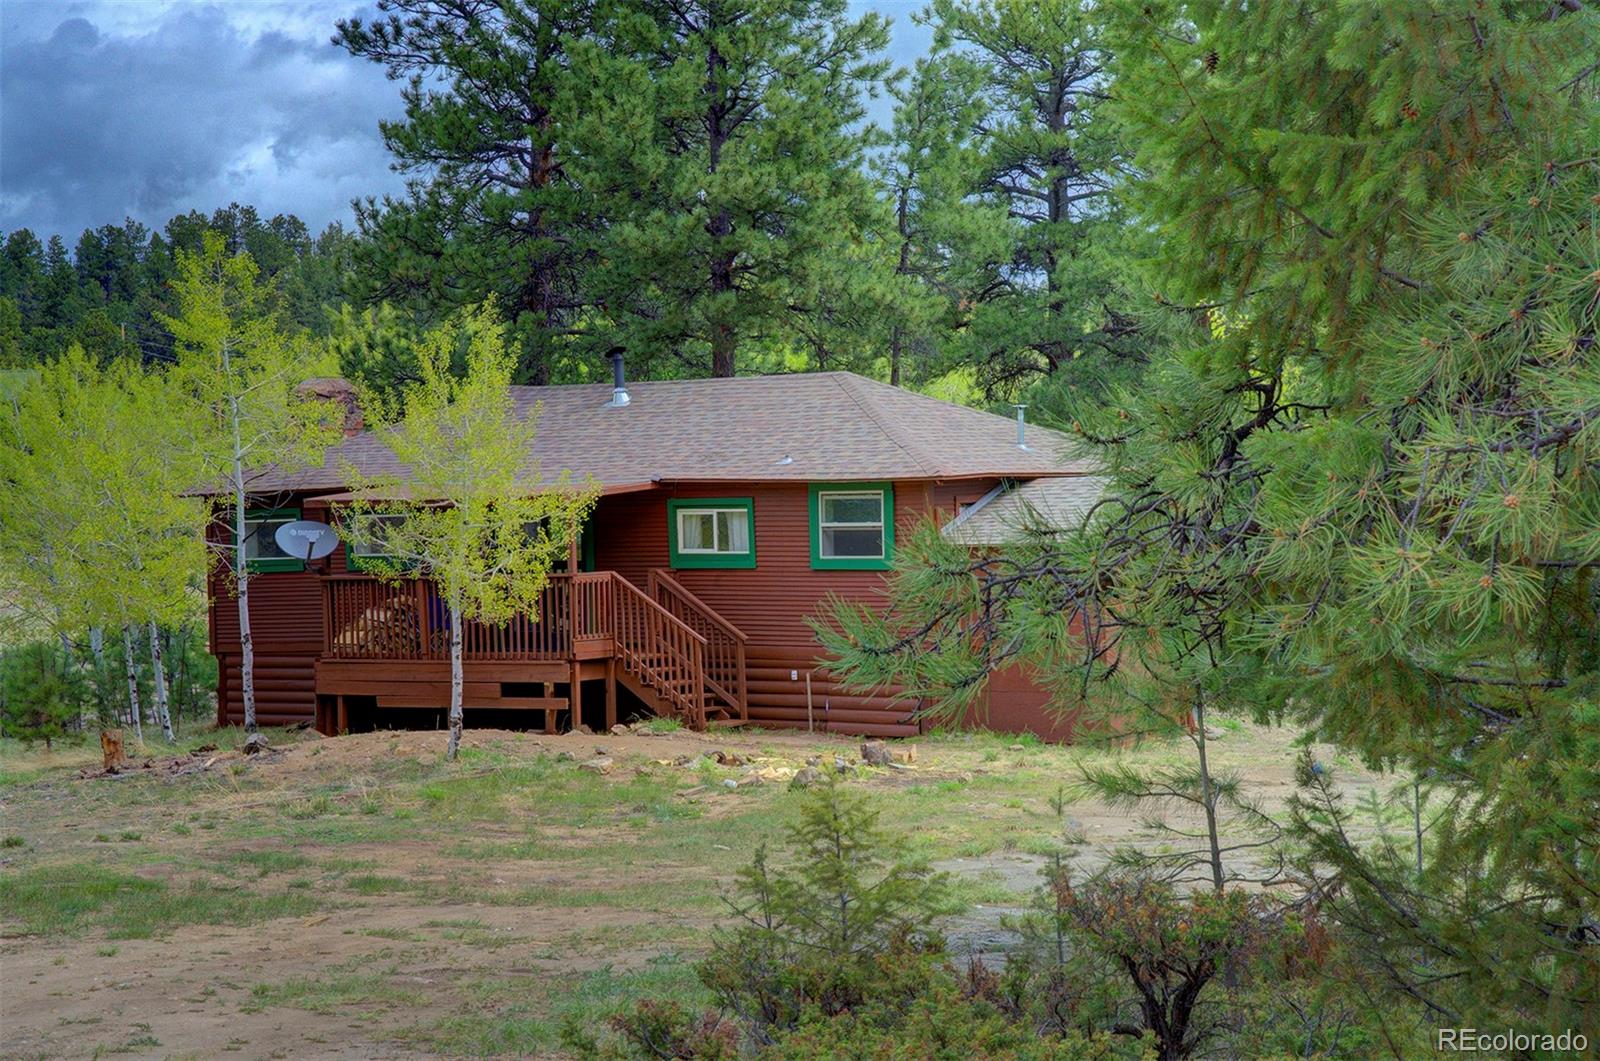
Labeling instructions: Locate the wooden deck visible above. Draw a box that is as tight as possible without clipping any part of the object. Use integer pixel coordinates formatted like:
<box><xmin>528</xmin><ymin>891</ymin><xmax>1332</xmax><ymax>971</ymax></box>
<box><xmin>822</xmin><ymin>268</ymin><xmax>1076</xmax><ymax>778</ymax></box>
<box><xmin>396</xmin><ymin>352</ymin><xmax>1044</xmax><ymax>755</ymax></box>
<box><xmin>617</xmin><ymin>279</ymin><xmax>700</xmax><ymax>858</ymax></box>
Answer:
<box><xmin>314</xmin><ymin>570</ymin><xmax>748</xmax><ymax>735</ymax></box>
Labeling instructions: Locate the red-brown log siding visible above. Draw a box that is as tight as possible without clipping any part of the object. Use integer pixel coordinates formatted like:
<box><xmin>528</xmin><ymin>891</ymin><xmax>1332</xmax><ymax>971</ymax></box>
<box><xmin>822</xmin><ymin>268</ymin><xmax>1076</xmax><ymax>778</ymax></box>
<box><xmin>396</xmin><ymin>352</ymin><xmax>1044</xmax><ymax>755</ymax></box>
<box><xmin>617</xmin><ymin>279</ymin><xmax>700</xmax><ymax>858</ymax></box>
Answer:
<box><xmin>208</xmin><ymin>478</ymin><xmax>1065</xmax><ymax>738</ymax></box>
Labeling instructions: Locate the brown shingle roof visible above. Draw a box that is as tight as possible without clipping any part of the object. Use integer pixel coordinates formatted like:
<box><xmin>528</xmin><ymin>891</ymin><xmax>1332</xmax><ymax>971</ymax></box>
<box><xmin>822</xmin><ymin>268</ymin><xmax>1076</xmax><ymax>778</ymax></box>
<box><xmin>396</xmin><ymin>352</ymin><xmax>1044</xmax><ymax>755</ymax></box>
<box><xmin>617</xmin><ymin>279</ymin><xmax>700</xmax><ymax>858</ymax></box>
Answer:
<box><xmin>243</xmin><ymin>371</ymin><xmax>1093</xmax><ymax>495</ymax></box>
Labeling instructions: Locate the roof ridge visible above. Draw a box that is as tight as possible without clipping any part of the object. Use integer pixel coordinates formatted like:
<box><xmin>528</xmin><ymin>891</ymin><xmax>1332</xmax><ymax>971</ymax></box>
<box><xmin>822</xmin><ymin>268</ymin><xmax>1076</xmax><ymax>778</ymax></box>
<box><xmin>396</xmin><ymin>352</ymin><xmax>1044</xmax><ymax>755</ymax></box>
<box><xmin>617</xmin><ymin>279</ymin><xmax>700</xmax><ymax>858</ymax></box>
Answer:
<box><xmin>832</xmin><ymin>373</ymin><xmax>939</xmax><ymax>477</ymax></box>
<box><xmin>508</xmin><ymin>371</ymin><xmax>856</xmax><ymax>392</ymax></box>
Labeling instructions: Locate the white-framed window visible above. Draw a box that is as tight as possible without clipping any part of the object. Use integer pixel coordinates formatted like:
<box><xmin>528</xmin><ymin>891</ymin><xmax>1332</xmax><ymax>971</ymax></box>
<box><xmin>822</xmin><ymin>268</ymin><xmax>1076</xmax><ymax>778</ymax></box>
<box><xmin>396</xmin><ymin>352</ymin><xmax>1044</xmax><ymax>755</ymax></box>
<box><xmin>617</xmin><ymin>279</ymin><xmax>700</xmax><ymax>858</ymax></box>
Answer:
<box><xmin>668</xmin><ymin>498</ymin><xmax>755</xmax><ymax>569</ymax></box>
<box><xmin>811</xmin><ymin>484</ymin><xmax>894</xmax><ymax>571</ymax></box>
<box><xmin>241</xmin><ymin>508</ymin><xmax>302</xmax><ymax>572</ymax></box>
<box><xmin>677</xmin><ymin>507</ymin><xmax>750</xmax><ymax>554</ymax></box>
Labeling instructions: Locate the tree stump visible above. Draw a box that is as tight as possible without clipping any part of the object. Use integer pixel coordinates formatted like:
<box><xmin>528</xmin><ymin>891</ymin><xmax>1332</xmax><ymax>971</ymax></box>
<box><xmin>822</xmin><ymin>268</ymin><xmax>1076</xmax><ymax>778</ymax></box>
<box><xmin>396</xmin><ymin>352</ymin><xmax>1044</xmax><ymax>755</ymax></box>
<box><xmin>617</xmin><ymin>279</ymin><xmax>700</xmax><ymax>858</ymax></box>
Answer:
<box><xmin>100</xmin><ymin>729</ymin><xmax>127</xmax><ymax>772</ymax></box>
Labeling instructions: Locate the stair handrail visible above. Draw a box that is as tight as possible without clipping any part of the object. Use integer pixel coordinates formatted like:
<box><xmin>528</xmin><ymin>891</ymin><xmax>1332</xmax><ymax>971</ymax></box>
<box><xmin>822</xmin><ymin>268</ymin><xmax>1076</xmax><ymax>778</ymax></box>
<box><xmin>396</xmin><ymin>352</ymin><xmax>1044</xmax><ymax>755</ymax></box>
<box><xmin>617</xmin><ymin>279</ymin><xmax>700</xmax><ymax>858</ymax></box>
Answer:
<box><xmin>647</xmin><ymin>570</ymin><xmax>748</xmax><ymax>720</ymax></box>
<box><xmin>608</xmin><ymin>572</ymin><xmax>709</xmax><ymax>726</ymax></box>
<box><xmin>646</xmin><ymin>570</ymin><xmax>749</xmax><ymax>643</ymax></box>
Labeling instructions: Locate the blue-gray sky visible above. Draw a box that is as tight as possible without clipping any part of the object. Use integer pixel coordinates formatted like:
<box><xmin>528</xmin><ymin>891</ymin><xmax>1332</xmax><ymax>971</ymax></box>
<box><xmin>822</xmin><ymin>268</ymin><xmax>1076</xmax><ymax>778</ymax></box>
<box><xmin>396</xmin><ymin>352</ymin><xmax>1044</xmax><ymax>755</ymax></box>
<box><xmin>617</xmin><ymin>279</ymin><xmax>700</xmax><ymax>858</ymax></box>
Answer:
<box><xmin>0</xmin><ymin>1</ymin><xmax>933</xmax><ymax>243</ymax></box>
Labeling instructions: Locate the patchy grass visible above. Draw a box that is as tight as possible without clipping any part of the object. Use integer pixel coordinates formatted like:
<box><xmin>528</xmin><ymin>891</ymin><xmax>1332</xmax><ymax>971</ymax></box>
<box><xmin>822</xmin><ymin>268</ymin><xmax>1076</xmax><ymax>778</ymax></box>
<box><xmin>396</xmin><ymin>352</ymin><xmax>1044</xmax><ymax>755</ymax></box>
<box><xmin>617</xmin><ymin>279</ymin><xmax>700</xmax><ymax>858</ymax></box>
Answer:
<box><xmin>226</xmin><ymin>849</ymin><xmax>312</xmax><ymax>877</ymax></box>
<box><xmin>411</xmin><ymin>757</ymin><xmax>696</xmax><ymax>828</ymax></box>
<box><xmin>0</xmin><ymin>863</ymin><xmax>320</xmax><ymax>939</ymax></box>
<box><xmin>344</xmin><ymin>873</ymin><xmax>419</xmax><ymax>896</ymax></box>
<box><xmin>430</xmin><ymin>919</ymin><xmax>531</xmax><ymax>950</ymax></box>
<box><xmin>635</xmin><ymin>717</ymin><xmax>683</xmax><ymax>735</ymax></box>
<box><xmin>395</xmin><ymin>952</ymin><xmax>710</xmax><ymax>1056</ymax></box>
<box><xmin>247</xmin><ymin>969</ymin><xmax>424</xmax><ymax>1015</ymax></box>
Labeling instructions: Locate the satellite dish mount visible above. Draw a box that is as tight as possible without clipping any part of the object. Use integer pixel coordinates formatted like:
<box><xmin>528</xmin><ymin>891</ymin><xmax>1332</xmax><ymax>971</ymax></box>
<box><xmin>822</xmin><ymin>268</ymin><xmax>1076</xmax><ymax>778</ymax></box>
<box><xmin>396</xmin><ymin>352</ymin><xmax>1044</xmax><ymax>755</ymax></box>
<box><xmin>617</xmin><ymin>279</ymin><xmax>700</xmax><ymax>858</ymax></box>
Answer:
<box><xmin>274</xmin><ymin>519</ymin><xmax>340</xmax><ymax>563</ymax></box>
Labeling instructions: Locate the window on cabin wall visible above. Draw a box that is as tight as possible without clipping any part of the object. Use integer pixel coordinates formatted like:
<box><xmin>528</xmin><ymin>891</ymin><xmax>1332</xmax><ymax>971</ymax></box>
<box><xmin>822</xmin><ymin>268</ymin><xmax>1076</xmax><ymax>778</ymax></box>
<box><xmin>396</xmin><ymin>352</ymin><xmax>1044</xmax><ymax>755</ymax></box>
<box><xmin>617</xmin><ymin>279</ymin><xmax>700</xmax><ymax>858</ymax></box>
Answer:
<box><xmin>667</xmin><ymin>498</ymin><xmax>756</xmax><ymax>569</ymax></box>
<box><xmin>241</xmin><ymin>508</ymin><xmax>303</xmax><ymax>572</ymax></box>
<box><xmin>344</xmin><ymin>512</ymin><xmax>408</xmax><ymax>571</ymax></box>
<box><xmin>520</xmin><ymin>516</ymin><xmax>594</xmax><ymax>570</ymax></box>
<box><xmin>809</xmin><ymin>483</ymin><xmax>894</xmax><ymax>570</ymax></box>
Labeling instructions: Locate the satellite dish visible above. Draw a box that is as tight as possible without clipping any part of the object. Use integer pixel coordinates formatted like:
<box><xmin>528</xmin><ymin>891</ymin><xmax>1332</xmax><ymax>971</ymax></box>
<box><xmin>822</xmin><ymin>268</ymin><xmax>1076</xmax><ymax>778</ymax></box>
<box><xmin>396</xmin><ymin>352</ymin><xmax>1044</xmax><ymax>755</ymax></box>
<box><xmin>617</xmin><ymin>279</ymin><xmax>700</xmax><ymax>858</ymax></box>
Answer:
<box><xmin>275</xmin><ymin>519</ymin><xmax>339</xmax><ymax>562</ymax></box>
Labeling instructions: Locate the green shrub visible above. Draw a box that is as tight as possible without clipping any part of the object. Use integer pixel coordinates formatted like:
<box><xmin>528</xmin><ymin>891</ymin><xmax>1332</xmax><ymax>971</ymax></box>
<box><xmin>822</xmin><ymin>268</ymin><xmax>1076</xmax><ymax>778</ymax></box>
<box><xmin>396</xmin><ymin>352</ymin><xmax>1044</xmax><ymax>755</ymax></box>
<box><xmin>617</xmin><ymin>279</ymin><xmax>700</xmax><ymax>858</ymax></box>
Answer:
<box><xmin>771</xmin><ymin>968</ymin><xmax>1144</xmax><ymax>1060</ymax></box>
<box><xmin>700</xmin><ymin>777</ymin><xmax>951</xmax><ymax>1039</ymax></box>
<box><xmin>1032</xmin><ymin>874</ymin><xmax>1271</xmax><ymax>1060</ymax></box>
<box><xmin>606</xmin><ymin>999</ymin><xmax>739</xmax><ymax>1059</ymax></box>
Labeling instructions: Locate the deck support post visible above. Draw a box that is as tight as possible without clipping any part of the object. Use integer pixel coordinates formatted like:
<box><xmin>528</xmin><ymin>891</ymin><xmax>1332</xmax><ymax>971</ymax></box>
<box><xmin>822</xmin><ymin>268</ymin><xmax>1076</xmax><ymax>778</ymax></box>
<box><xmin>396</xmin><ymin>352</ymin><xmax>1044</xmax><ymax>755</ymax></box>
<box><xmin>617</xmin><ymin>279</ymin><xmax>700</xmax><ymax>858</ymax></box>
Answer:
<box><xmin>336</xmin><ymin>695</ymin><xmax>348</xmax><ymax>736</ymax></box>
<box><xmin>569</xmin><ymin>662</ymin><xmax>582</xmax><ymax>732</ymax></box>
<box><xmin>605</xmin><ymin>658</ymin><xmax>618</xmax><ymax>732</ymax></box>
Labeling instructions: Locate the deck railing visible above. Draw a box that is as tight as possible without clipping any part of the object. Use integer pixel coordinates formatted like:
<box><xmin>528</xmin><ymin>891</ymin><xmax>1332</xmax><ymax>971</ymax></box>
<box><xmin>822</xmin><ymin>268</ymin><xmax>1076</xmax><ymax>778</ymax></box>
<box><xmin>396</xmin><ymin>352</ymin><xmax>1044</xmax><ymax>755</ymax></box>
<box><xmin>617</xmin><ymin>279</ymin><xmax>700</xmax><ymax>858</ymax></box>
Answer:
<box><xmin>648</xmin><ymin>569</ymin><xmax>748</xmax><ymax>719</ymax></box>
<box><xmin>321</xmin><ymin>570</ymin><xmax>711</xmax><ymax>727</ymax></box>
<box><xmin>322</xmin><ymin>574</ymin><xmax>573</xmax><ymax>662</ymax></box>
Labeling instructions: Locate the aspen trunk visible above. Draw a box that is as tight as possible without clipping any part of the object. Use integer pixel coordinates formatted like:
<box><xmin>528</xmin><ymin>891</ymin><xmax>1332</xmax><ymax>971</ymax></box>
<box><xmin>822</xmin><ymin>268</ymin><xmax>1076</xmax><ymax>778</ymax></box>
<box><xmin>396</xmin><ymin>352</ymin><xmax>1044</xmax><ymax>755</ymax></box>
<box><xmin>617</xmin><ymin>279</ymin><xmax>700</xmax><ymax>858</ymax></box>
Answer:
<box><xmin>445</xmin><ymin>604</ymin><xmax>464</xmax><ymax>761</ymax></box>
<box><xmin>149</xmin><ymin>621</ymin><xmax>175</xmax><ymax>743</ymax></box>
<box><xmin>89</xmin><ymin>626</ymin><xmax>111</xmax><ymax>721</ymax></box>
<box><xmin>121</xmin><ymin>624</ymin><xmax>143</xmax><ymax>744</ymax></box>
<box><xmin>227</xmin><ymin>359</ymin><xmax>258</xmax><ymax>733</ymax></box>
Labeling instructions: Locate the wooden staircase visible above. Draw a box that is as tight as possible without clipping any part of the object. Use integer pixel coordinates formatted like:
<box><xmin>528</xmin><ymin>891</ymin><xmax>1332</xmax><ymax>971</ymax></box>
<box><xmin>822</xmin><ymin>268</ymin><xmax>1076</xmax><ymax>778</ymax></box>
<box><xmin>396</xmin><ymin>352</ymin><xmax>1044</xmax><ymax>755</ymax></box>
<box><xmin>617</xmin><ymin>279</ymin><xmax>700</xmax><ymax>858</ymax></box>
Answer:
<box><xmin>648</xmin><ymin>570</ymin><xmax>748</xmax><ymax>724</ymax></box>
<box><xmin>576</xmin><ymin>571</ymin><xmax>749</xmax><ymax>729</ymax></box>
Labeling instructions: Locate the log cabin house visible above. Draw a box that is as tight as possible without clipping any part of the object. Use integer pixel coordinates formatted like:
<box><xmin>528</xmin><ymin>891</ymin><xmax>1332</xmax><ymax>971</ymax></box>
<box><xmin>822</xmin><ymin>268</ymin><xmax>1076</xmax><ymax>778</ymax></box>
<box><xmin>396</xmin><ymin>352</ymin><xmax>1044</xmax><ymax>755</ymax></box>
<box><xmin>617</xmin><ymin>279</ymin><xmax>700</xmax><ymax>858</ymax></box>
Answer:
<box><xmin>207</xmin><ymin>369</ymin><xmax>1102</xmax><ymax>739</ymax></box>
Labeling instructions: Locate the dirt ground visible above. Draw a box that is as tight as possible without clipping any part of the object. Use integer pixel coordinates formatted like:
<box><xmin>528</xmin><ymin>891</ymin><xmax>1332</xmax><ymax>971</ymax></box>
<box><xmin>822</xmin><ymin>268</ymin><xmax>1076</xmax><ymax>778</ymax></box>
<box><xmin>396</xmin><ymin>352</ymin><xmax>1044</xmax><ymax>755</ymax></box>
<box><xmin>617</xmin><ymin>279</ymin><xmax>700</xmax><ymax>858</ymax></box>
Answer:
<box><xmin>0</xmin><ymin>721</ymin><xmax>1381</xmax><ymax>1059</ymax></box>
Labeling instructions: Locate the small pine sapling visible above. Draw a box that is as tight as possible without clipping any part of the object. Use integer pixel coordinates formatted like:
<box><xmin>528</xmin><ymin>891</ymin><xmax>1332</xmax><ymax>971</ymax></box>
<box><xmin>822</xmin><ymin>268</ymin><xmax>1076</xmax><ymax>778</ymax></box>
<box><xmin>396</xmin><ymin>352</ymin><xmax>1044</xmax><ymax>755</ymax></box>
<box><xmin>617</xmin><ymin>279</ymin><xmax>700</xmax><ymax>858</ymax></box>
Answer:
<box><xmin>699</xmin><ymin>776</ymin><xmax>951</xmax><ymax>1042</ymax></box>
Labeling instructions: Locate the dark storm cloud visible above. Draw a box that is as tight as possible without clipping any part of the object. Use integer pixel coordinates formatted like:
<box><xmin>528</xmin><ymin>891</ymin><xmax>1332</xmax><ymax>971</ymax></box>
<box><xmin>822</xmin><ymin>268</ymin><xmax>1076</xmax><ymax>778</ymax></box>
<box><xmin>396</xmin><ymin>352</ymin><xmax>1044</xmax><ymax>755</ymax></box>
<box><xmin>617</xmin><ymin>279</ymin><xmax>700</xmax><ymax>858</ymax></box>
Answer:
<box><xmin>0</xmin><ymin>0</ymin><xmax>930</xmax><ymax>244</ymax></box>
<box><xmin>0</xmin><ymin>1</ymin><xmax>406</xmax><ymax>241</ymax></box>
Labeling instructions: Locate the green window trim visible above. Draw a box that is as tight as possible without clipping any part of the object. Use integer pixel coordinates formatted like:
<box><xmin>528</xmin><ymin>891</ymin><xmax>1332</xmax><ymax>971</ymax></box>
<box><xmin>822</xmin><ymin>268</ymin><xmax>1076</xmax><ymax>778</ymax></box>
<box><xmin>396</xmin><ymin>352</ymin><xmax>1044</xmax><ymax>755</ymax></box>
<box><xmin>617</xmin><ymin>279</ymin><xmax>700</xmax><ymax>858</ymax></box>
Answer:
<box><xmin>667</xmin><ymin>497</ymin><xmax>756</xmax><ymax>570</ymax></box>
<box><xmin>242</xmin><ymin>507</ymin><xmax>303</xmax><ymax>573</ymax></box>
<box><xmin>809</xmin><ymin>482</ymin><xmax>894</xmax><ymax>571</ymax></box>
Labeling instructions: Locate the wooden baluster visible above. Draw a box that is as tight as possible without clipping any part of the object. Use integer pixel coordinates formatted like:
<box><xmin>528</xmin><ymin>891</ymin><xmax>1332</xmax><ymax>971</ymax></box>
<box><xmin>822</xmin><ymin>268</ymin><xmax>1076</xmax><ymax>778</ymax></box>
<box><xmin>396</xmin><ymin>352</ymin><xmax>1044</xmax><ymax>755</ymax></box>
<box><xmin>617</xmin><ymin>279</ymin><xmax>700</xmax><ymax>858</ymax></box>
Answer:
<box><xmin>735</xmin><ymin>639</ymin><xmax>747</xmax><ymax>718</ymax></box>
<box><xmin>692</xmin><ymin>639</ymin><xmax>704</xmax><ymax>727</ymax></box>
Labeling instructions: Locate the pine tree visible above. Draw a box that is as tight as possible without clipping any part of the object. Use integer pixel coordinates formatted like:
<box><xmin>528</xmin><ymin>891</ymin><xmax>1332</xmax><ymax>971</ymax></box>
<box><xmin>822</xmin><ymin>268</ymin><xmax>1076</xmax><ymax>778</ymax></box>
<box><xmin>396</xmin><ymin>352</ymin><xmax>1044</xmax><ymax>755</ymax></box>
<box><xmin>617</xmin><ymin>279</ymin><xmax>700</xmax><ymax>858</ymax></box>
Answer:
<box><xmin>0</xmin><ymin>642</ymin><xmax>78</xmax><ymax>748</ymax></box>
<box><xmin>340</xmin><ymin>304</ymin><xmax>597</xmax><ymax>760</ymax></box>
<box><xmin>872</xmin><ymin>55</ymin><xmax>992</xmax><ymax>387</ymax></box>
<box><xmin>914</xmin><ymin>0</ymin><xmax>1150</xmax><ymax>399</ymax></box>
<box><xmin>568</xmin><ymin>0</ymin><xmax>890</xmax><ymax>377</ymax></box>
<box><xmin>335</xmin><ymin>0</ymin><xmax>602</xmax><ymax>385</ymax></box>
<box><xmin>699</xmin><ymin>776</ymin><xmax>950</xmax><ymax>1037</ymax></box>
<box><xmin>327</xmin><ymin>302</ymin><xmax>452</xmax><ymax>413</ymax></box>
<box><xmin>826</xmin><ymin>0</ymin><xmax>1599</xmax><ymax>1032</ymax></box>
<box><xmin>1097</xmin><ymin>1</ymin><xmax>1600</xmax><ymax>1029</ymax></box>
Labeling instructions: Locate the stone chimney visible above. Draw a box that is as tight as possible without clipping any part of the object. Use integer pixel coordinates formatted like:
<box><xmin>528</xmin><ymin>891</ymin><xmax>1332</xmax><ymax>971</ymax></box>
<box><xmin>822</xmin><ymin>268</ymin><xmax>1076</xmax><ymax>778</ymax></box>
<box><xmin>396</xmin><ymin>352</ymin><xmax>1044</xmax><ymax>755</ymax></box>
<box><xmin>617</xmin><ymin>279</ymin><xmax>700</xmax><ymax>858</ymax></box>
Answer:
<box><xmin>296</xmin><ymin>376</ymin><xmax>364</xmax><ymax>438</ymax></box>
